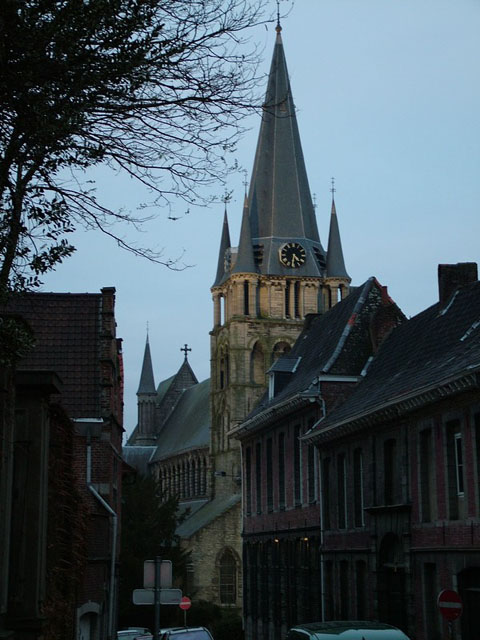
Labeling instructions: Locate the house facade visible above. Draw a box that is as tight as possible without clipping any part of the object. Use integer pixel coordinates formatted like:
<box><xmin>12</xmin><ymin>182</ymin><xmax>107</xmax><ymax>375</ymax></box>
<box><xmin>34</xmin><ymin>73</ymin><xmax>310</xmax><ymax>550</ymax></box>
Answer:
<box><xmin>0</xmin><ymin>288</ymin><xmax>124</xmax><ymax>640</ymax></box>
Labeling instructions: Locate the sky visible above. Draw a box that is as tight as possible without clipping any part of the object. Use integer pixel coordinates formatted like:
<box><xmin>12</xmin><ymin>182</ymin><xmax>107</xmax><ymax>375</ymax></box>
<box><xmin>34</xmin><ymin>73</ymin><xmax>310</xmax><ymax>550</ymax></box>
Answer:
<box><xmin>42</xmin><ymin>0</ymin><xmax>480</xmax><ymax>438</ymax></box>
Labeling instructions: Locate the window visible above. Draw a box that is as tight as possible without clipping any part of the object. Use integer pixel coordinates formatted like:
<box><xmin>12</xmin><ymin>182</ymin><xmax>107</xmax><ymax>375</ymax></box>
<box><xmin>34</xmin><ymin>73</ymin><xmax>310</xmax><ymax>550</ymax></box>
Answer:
<box><xmin>244</xmin><ymin>280</ymin><xmax>249</xmax><ymax>315</ymax></box>
<box><xmin>245</xmin><ymin>447</ymin><xmax>252</xmax><ymax>516</ymax></box>
<box><xmin>337</xmin><ymin>453</ymin><xmax>347</xmax><ymax>528</ymax></box>
<box><xmin>294</xmin><ymin>281</ymin><xmax>301</xmax><ymax>318</ymax></box>
<box><xmin>446</xmin><ymin>419</ymin><xmax>463</xmax><ymax>519</ymax></box>
<box><xmin>294</xmin><ymin>425</ymin><xmax>302</xmax><ymax>506</ymax></box>
<box><xmin>250</xmin><ymin>342</ymin><xmax>264</xmax><ymax>384</ymax></box>
<box><xmin>219</xmin><ymin>549</ymin><xmax>237</xmax><ymax>604</ymax></box>
<box><xmin>278</xmin><ymin>433</ymin><xmax>286</xmax><ymax>510</ymax></box>
<box><xmin>423</xmin><ymin>563</ymin><xmax>439</xmax><ymax>639</ymax></box>
<box><xmin>285</xmin><ymin>281</ymin><xmax>290</xmax><ymax>317</ymax></box>
<box><xmin>308</xmin><ymin>444</ymin><xmax>317</xmax><ymax>503</ymax></box>
<box><xmin>266</xmin><ymin>438</ymin><xmax>273</xmax><ymax>512</ymax></box>
<box><xmin>353</xmin><ymin>448</ymin><xmax>364</xmax><ymax>527</ymax></box>
<box><xmin>384</xmin><ymin>439</ymin><xmax>396</xmax><ymax>505</ymax></box>
<box><xmin>355</xmin><ymin>561</ymin><xmax>367</xmax><ymax>619</ymax></box>
<box><xmin>322</xmin><ymin>457</ymin><xmax>331</xmax><ymax>529</ymax></box>
<box><xmin>256</xmin><ymin>442</ymin><xmax>262</xmax><ymax>514</ymax></box>
<box><xmin>339</xmin><ymin>560</ymin><xmax>349</xmax><ymax>618</ymax></box>
<box><xmin>419</xmin><ymin>428</ymin><xmax>435</xmax><ymax>522</ymax></box>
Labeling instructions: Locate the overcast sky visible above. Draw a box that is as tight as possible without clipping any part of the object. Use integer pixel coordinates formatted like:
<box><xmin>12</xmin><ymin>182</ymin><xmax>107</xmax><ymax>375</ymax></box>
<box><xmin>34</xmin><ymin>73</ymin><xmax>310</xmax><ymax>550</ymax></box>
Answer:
<box><xmin>42</xmin><ymin>0</ymin><xmax>480</xmax><ymax>438</ymax></box>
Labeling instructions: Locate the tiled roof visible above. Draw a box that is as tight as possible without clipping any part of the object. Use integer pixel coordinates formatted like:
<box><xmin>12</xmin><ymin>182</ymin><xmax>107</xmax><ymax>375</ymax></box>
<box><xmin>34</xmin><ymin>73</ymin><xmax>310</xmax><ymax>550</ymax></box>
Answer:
<box><xmin>308</xmin><ymin>280</ymin><xmax>480</xmax><ymax>440</ymax></box>
<box><xmin>5</xmin><ymin>292</ymin><xmax>104</xmax><ymax>418</ymax></box>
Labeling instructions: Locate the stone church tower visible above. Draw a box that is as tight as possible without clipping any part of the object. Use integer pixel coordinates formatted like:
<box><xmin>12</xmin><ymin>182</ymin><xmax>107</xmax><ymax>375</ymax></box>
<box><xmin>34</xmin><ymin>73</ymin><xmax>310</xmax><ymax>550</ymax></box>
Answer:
<box><xmin>210</xmin><ymin>22</ymin><xmax>350</xmax><ymax>490</ymax></box>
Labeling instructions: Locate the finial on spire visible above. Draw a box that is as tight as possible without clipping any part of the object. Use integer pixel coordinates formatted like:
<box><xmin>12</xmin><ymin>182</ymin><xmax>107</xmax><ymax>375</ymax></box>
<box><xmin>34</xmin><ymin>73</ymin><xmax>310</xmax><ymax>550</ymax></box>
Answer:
<box><xmin>146</xmin><ymin>321</ymin><xmax>149</xmax><ymax>341</ymax></box>
<box><xmin>181</xmin><ymin>343</ymin><xmax>192</xmax><ymax>360</ymax></box>
<box><xmin>330</xmin><ymin>177</ymin><xmax>336</xmax><ymax>199</ymax></box>
<box><xmin>312</xmin><ymin>193</ymin><xmax>317</xmax><ymax>210</ymax></box>
<box><xmin>276</xmin><ymin>0</ymin><xmax>282</xmax><ymax>33</ymax></box>
<box><xmin>242</xmin><ymin>169</ymin><xmax>248</xmax><ymax>196</ymax></box>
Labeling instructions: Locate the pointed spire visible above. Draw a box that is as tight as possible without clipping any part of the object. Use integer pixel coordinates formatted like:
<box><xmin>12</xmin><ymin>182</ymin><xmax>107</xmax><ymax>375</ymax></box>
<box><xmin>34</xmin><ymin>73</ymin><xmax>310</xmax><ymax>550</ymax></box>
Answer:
<box><xmin>137</xmin><ymin>334</ymin><xmax>156</xmax><ymax>394</ymax></box>
<box><xmin>232</xmin><ymin>194</ymin><xmax>257</xmax><ymax>275</ymax></box>
<box><xmin>246</xmin><ymin>25</ymin><xmax>325</xmax><ymax>276</ymax></box>
<box><xmin>326</xmin><ymin>192</ymin><xmax>349</xmax><ymax>279</ymax></box>
<box><xmin>212</xmin><ymin>208</ymin><xmax>231</xmax><ymax>287</ymax></box>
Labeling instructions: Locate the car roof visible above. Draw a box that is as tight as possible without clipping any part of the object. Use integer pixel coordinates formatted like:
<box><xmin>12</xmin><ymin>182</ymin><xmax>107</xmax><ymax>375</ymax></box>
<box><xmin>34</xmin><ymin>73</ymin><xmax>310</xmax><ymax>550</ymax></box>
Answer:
<box><xmin>289</xmin><ymin>621</ymin><xmax>409</xmax><ymax>639</ymax></box>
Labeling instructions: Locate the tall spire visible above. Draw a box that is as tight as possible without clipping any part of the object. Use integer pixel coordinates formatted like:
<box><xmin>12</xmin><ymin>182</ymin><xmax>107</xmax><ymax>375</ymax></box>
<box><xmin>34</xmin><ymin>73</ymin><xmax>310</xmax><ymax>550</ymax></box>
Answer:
<box><xmin>137</xmin><ymin>334</ymin><xmax>156</xmax><ymax>394</ymax></box>
<box><xmin>246</xmin><ymin>25</ymin><xmax>326</xmax><ymax>277</ymax></box>
<box><xmin>326</xmin><ymin>190</ymin><xmax>349</xmax><ymax>279</ymax></box>
<box><xmin>232</xmin><ymin>194</ymin><xmax>257</xmax><ymax>275</ymax></box>
<box><xmin>212</xmin><ymin>208</ymin><xmax>231</xmax><ymax>286</ymax></box>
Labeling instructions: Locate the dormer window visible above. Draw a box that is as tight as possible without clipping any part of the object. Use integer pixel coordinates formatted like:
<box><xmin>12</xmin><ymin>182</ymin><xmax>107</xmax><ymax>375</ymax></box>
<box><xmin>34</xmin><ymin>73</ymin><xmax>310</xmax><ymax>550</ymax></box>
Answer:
<box><xmin>268</xmin><ymin>356</ymin><xmax>301</xmax><ymax>399</ymax></box>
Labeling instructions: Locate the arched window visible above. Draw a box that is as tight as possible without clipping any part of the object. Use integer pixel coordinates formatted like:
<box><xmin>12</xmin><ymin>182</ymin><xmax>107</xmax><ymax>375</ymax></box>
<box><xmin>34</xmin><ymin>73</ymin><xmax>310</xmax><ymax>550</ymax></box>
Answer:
<box><xmin>250</xmin><ymin>342</ymin><xmax>265</xmax><ymax>384</ymax></box>
<box><xmin>219</xmin><ymin>549</ymin><xmax>237</xmax><ymax>604</ymax></box>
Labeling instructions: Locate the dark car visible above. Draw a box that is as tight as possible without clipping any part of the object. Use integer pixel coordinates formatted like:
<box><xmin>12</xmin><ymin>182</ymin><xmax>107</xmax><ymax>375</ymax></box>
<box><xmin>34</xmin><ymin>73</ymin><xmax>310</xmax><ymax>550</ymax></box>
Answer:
<box><xmin>286</xmin><ymin>621</ymin><xmax>411</xmax><ymax>640</ymax></box>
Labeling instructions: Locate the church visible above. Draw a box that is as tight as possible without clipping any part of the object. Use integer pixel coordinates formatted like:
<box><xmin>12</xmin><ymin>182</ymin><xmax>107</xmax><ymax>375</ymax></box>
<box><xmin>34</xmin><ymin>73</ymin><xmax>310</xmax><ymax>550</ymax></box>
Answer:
<box><xmin>124</xmin><ymin>20</ymin><xmax>350</xmax><ymax>610</ymax></box>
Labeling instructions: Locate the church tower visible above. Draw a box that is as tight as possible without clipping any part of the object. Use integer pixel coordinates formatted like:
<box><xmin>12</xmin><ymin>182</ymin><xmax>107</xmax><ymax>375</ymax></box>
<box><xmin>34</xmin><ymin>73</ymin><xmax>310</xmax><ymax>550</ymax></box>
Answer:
<box><xmin>210</xmin><ymin>23</ymin><xmax>350</xmax><ymax>493</ymax></box>
<box><xmin>135</xmin><ymin>334</ymin><xmax>157</xmax><ymax>445</ymax></box>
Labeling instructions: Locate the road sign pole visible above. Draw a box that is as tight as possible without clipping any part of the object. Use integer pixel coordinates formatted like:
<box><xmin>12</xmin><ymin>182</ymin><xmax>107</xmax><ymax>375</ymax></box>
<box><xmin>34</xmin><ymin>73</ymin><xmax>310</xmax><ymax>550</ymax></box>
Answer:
<box><xmin>154</xmin><ymin>557</ymin><xmax>161</xmax><ymax>640</ymax></box>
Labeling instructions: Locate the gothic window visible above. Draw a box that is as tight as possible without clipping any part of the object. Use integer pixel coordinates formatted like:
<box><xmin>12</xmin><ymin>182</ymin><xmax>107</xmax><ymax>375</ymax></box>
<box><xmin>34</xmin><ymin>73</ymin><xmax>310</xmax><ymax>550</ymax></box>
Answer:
<box><xmin>250</xmin><ymin>342</ymin><xmax>265</xmax><ymax>384</ymax></box>
<box><xmin>219</xmin><ymin>549</ymin><xmax>237</xmax><ymax>604</ymax></box>
<box><xmin>244</xmin><ymin>280</ymin><xmax>249</xmax><ymax>315</ymax></box>
<box><xmin>294</xmin><ymin>281</ymin><xmax>301</xmax><ymax>317</ymax></box>
<box><xmin>285</xmin><ymin>281</ymin><xmax>290</xmax><ymax>317</ymax></box>
<box><xmin>419</xmin><ymin>428</ymin><xmax>435</xmax><ymax>521</ymax></box>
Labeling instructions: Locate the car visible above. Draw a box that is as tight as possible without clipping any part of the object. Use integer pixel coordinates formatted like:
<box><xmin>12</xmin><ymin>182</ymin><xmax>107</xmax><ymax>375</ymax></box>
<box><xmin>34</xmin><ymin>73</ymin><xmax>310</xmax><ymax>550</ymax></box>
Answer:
<box><xmin>117</xmin><ymin>628</ymin><xmax>152</xmax><ymax>640</ymax></box>
<box><xmin>286</xmin><ymin>621</ymin><xmax>411</xmax><ymax>640</ymax></box>
<box><xmin>158</xmin><ymin>627</ymin><xmax>214</xmax><ymax>640</ymax></box>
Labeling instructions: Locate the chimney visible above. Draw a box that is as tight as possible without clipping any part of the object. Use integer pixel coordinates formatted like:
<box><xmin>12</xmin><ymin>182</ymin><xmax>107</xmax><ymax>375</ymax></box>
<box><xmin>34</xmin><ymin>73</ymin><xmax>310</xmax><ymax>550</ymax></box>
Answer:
<box><xmin>438</xmin><ymin>263</ymin><xmax>478</xmax><ymax>307</ymax></box>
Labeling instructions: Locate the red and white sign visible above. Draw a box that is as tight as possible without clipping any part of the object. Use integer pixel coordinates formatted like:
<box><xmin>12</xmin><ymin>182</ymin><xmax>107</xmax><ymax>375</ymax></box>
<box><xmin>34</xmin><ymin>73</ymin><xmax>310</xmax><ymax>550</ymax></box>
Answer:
<box><xmin>179</xmin><ymin>596</ymin><xmax>191</xmax><ymax>611</ymax></box>
<box><xmin>437</xmin><ymin>589</ymin><xmax>463</xmax><ymax>621</ymax></box>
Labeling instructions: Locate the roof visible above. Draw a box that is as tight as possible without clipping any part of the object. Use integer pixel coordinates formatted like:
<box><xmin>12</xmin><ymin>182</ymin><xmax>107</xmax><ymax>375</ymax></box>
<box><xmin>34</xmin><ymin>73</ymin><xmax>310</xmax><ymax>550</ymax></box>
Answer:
<box><xmin>122</xmin><ymin>446</ymin><xmax>156</xmax><ymax>475</ymax></box>
<box><xmin>4</xmin><ymin>291</ymin><xmax>106</xmax><ymax>418</ymax></box>
<box><xmin>150</xmin><ymin>378</ymin><xmax>211</xmax><ymax>462</ymax></box>
<box><xmin>307</xmin><ymin>279</ymin><xmax>480</xmax><ymax>442</ymax></box>
<box><xmin>137</xmin><ymin>336</ymin><xmax>156</xmax><ymax>394</ymax></box>
<box><xmin>176</xmin><ymin>493</ymin><xmax>241</xmax><ymax>538</ymax></box>
<box><xmin>326</xmin><ymin>199</ymin><xmax>349</xmax><ymax>279</ymax></box>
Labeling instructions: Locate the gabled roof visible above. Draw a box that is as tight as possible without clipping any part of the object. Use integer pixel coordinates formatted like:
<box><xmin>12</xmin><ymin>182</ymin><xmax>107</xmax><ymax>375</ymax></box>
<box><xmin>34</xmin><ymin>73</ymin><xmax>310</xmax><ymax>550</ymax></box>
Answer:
<box><xmin>4</xmin><ymin>292</ymin><xmax>109</xmax><ymax>418</ymax></box>
<box><xmin>150</xmin><ymin>378</ymin><xmax>210</xmax><ymax>462</ymax></box>
<box><xmin>233</xmin><ymin>279</ymin><xmax>404</xmax><ymax>437</ymax></box>
<box><xmin>307</xmin><ymin>280</ymin><xmax>480</xmax><ymax>443</ymax></box>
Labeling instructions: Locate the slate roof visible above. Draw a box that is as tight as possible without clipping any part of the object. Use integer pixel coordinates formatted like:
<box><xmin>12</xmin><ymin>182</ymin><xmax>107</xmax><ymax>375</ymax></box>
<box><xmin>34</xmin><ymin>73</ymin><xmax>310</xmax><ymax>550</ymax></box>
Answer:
<box><xmin>307</xmin><ymin>280</ymin><xmax>480</xmax><ymax>442</ymax></box>
<box><xmin>4</xmin><ymin>292</ymin><xmax>104</xmax><ymax>418</ymax></box>
<box><xmin>326</xmin><ymin>199</ymin><xmax>349</xmax><ymax>279</ymax></box>
<box><xmin>137</xmin><ymin>336</ymin><xmax>156</xmax><ymax>394</ymax></box>
<box><xmin>122</xmin><ymin>446</ymin><xmax>156</xmax><ymax>476</ymax></box>
<box><xmin>150</xmin><ymin>378</ymin><xmax>210</xmax><ymax>462</ymax></box>
<box><xmin>176</xmin><ymin>494</ymin><xmax>241</xmax><ymax>539</ymax></box>
<box><xmin>240</xmin><ymin>280</ymin><xmax>373</xmax><ymax>422</ymax></box>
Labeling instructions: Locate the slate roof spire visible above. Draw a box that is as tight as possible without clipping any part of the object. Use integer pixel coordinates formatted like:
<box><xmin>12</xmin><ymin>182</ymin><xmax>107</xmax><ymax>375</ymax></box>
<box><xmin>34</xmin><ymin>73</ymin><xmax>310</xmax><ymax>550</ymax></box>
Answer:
<box><xmin>232</xmin><ymin>194</ymin><xmax>257</xmax><ymax>275</ymax></box>
<box><xmin>326</xmin><ymin>195</ymin><xmax>349</xmax><ymax>279</ymax></box>
<box><xmin>246</xmin><ymin>23</ymin><xmax>326</xmax><ymax>277</ymax></box>
<box><xmin>212</xmin><ymin>208</ymin><xmax>231</xmax><ymax>286</ymax></box>
<box><xmin>137</xmin><ymin>333</ymin><xmax>156</xmax><ymax>394</ymax></box>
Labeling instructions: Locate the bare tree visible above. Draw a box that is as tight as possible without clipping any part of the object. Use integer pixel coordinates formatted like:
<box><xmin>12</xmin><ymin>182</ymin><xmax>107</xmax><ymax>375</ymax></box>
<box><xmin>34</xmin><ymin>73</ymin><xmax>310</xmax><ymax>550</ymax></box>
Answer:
<box><xmin>0</xmin><ymin>0</ymin><xmax>269</xmax><ymax>292</ymax></box>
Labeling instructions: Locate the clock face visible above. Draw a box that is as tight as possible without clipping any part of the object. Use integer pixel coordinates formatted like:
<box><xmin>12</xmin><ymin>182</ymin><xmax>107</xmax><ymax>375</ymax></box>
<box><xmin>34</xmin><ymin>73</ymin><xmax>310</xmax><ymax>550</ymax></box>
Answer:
<box><xmin>279</xmin><ymin>242</ymin><xmax>306</xmax><ymax>268</ymax></box>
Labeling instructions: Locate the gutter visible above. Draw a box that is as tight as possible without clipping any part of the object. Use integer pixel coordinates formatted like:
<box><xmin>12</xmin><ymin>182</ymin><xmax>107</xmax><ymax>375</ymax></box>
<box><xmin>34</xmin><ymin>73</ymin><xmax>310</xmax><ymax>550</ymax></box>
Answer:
<box><xmin>87</xmin><ymin>430</ymin><xmax>118</xmax><ymax>640</ymax></box>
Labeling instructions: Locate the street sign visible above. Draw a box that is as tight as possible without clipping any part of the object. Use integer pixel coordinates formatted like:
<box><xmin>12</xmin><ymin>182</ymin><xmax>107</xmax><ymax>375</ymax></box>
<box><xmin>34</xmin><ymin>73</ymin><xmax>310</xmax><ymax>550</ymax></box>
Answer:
<box><xmin>144</xmin><ymin>559</ymin><xmax>172</xmax><ymax>589</ymax></box>
<box><xmin>159</xmin><ymin>588</ymin><xmax>183</xmax><ymax>605</ymax></box>
<box><xmin>179</xmin><ymin>596</ymin><xmax>191</xmax><ymax>611</ymax></box>
<box><xmin>133</xmin><ymin>588</ymin><xmax>154</xmax><ymax>605</ymax></box>
<box><xmin>133</xmin><ymin>588</ymin><xmax>182</xmax><ymax>606</ymax></box>
<box><xmin>437</xmin><ymin>589</ymin><xmax>463</xmax><ymax>621</ymax></box>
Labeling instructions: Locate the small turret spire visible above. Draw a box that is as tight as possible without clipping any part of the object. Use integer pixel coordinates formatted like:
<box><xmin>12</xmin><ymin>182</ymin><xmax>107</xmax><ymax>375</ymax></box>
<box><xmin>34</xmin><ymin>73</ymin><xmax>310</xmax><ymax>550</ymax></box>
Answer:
<box><xmin>326</xmin><ymin>181</ymin><xmax>349</xmax><ymax>279</ymax></box>
<box><xmin>137</xmin><ymin>333</ymin><xmax>156</xmax><ymax>394</ymax></box>
<box><xmin>212</xmin><ymin>207</ymin><xmax>231</xmax><ymax>287</ymax></box>
<box><xmin>232</xmin><ymin>194</ymin><xmax>257</xmax><ymax>275</ymax></box>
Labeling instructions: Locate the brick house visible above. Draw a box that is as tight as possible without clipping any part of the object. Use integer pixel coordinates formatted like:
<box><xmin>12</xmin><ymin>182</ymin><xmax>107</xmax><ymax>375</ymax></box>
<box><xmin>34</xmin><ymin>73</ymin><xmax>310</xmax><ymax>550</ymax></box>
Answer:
<box><xmin>231</xmin><ymin>277</ymin><xmax>404</xmax><ymax>640</ymax></box>
<box><xmin>304</xmin><ymin>263</ymin><xmax>480</xmax><ymax>640</ymax></box>
<box><xmin>0</xmin><ymin>288</ymin><xmax>123</xmax><ymax>640</ymax></box>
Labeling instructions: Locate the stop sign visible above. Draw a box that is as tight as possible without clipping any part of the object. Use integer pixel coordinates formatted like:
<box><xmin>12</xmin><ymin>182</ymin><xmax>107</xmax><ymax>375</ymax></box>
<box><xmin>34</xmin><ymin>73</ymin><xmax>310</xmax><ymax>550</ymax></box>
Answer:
<box><xmin>179</xmin><ymin>596</ymin><xmax>191</xmax><ymax>611</ymax></box>
<box><xmin>437</xmin><ymin>589</ymin><xmax>463</xmax><ymax>621</ymax></box>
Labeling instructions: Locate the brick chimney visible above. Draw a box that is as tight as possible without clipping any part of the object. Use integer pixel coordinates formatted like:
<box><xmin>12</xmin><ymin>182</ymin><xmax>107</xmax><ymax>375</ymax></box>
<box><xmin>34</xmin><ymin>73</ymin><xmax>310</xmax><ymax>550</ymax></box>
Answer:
<box><xmin>438</xmin><ymin>263</ymin><xmax>478</xmax><ymax>307</ymax></box>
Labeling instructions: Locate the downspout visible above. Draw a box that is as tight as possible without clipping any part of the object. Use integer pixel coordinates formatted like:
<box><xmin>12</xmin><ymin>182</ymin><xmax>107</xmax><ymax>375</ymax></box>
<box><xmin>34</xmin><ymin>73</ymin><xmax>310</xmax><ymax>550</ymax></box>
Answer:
<box><xmin>87</xmin><ymin>430</ymin><xmax>118</xmax><ymax>640</ymax></box>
